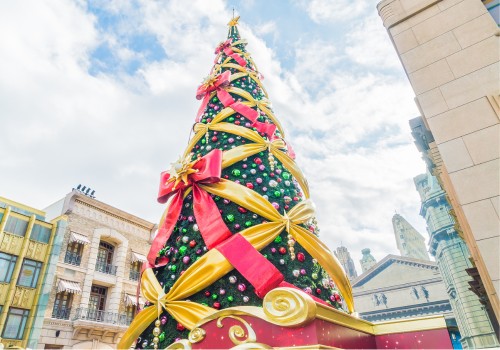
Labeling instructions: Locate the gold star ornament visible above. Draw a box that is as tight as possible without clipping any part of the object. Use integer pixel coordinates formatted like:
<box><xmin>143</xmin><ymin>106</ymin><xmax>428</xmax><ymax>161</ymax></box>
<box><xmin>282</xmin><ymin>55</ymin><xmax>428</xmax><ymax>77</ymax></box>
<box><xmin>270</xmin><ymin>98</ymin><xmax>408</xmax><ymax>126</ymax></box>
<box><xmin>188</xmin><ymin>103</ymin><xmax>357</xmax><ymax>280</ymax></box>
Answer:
<box><xmin>228</xmin><ymin>15</ymin><xmax>240</xmax><ymax>26</ymax></box>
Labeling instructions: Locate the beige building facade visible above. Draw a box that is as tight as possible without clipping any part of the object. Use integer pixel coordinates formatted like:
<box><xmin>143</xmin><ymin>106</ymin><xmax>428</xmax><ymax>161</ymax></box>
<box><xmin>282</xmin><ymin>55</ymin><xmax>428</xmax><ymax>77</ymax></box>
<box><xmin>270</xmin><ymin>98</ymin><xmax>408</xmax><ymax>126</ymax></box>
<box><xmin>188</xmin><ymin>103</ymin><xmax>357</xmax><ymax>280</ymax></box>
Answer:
<box><xmin>377</xmin><ymin>0</ymin><xmax>500</xmax><ymax>328</ymax></box>
<box><xmin>352</xmin><ymin>255</ymin><xmax>456</xmax><ymax>327</ymax></box>
<box><xmin>36</xmin><ymin>190</ymin><xmax>156</xmax><ymax>349</ymax></box>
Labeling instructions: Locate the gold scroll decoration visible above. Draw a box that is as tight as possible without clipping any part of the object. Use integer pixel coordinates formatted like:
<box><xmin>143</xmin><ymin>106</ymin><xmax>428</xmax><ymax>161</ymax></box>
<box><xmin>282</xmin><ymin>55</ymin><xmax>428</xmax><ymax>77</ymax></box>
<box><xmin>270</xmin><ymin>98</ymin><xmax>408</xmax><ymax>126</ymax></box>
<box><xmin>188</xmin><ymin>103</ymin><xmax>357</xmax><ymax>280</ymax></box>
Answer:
<box><xmin>185</xmin><ymin>122</ymin><xmax>308</xmax><ymax>198</ymax></box>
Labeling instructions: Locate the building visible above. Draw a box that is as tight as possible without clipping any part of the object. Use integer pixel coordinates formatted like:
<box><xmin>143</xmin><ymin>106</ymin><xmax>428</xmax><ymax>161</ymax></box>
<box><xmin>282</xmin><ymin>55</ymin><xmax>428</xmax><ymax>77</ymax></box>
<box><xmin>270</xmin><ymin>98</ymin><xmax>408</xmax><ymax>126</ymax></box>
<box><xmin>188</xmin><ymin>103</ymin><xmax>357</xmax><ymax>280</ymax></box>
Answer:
<box><xmin>36</xmin><ymin>189</ymin><xmax>156</xmax><ymax>349</ymax></box>
<box><xmin>392</xmin><ymin>214</ymin><xmax>430</xmax><ymax>260</ymax></box>
<box><xmin>0</xmin><ymin>196</ymin><xmax>66</xmax><ymax>349</ymax></box>
<box><xmin>377</xmin><ymin>0</ymin><xmax>499</xmax><ymax>328</ymax></box>
<box><xmin>414</xmin><ymin>171</ymin><xmax>498</xmax><ymax>348</ymax></box>
<box><xmin>359</xmin><ymin>248</ymin><xmax>377</xmax><ymax>273</ymax></box>
<box><xmin>352</xmin><ymin>254</ymin><xmax>461</xmax><ymax>347</ymax></box>
<box><xmin>334</xmin><ymin>246</ymin><xmax>358</xmax><ymax>280</ymax></box>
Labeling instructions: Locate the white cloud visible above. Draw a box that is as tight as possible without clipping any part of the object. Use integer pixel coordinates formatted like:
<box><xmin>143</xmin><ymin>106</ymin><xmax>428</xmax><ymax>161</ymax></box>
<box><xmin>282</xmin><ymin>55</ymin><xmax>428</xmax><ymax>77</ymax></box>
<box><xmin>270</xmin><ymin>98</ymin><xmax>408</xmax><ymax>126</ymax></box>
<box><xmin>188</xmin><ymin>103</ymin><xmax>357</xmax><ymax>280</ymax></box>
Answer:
<box><xmin>299</xmin><ymin>0</ymin><xmax>371</xmax><ymax>23</ymax></box>
<box><xmin>345</xmin><ymin>13</ymin><xmax>401</xmax><ymax>70</ymax></box>
<box><xmin>0</xmin><ymin>0</ymin><xmax>428</xmax><ymax>277</ymax></box>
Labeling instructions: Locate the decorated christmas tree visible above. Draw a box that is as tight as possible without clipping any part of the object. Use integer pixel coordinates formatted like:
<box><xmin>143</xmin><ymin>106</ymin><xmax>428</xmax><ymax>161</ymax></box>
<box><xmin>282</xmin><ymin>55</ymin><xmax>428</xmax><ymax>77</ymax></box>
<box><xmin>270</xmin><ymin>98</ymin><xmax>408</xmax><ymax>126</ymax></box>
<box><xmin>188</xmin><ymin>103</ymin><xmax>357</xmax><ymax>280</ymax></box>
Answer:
<box><xmin>119</xmin><ymin>17</ymin><xmax>354</xmax><ymax>350</ymax></box>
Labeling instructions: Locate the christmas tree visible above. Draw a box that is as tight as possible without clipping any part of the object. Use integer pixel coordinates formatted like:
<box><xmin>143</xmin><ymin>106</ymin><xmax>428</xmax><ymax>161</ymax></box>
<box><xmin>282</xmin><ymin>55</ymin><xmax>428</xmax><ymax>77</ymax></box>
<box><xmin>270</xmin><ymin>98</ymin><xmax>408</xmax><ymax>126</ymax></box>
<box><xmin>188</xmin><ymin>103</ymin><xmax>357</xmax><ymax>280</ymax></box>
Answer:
<box><xmin>119</xmin><ymin>16</ymin><xmax>354</xmax><ymax>349</ymax></box>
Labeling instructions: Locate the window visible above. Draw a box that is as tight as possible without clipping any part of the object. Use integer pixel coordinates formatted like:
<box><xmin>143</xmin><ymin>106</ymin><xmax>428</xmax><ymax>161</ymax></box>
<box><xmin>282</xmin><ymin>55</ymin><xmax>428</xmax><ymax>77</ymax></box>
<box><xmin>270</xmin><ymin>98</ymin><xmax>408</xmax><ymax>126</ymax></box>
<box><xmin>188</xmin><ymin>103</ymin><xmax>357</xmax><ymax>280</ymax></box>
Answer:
<box><xmin>0</xmin><ymin>253</ymin><xmax>17</xmax><ymax>283</ymax></box>
<box><xmin>97</xmin><ymin>242</ymin><xmax>114</xmax><ymax>265</ymax></box>
<box><xmin>17</xmin><ymin>259</ymin><xmax>42</xmax><ymax>288</ymax></box>
<box><xmin>96</xmin><ymin>242</ymin><xmax>116</xmax><ymax>275</ymax></box>
<box><xmin>64</xmin><ymin>242</ymin><xmax>83</xmax><ymax>266</ymax></box>
<box><xmin>4</xmin><ymin>216</ymin><xmax>28</xmax><ymax>236</ymax></box>
<box><xmin>2</xmin><ymin>308</ymin><xmax>29</xmax><ymax>339</ymax></box>
<box><xmin>52</xmin><ymin>292</ymin><xmax>73</xmax><ymax>319</ymax></box>
<box><xmin>90</xmin><ymin>285</ymin><xmax>107</xmax><ymax>311</ymax></box>
<box><xmin>125</xmin><ymin>305</ymin><xmax>136</xmax><ymax>324</ymax></box>
<box><xmin>30</xmin><ymin>224</ymin><xmax>51</xmax><ymax>243</ymax></box>
<box><xmin>129</xmin><ymin>261</ymin><xmax>142</xmax><ymax>281</ymax></box>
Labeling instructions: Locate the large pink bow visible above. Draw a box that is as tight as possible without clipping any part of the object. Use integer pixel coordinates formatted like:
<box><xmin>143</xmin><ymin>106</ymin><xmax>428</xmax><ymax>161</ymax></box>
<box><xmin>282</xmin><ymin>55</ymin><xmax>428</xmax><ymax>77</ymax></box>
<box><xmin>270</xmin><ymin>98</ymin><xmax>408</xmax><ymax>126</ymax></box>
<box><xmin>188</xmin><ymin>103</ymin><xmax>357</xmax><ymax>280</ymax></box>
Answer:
<box><xmin>148</xmin><ymin>149</ymin><xmax>232</xmax><ymax>267</ymax></box>
<box><xmin>196</xmin><ymin>70</ymin><xmax>234</xmax><ymax>120</ymax></box>
<box><xmin>214</xmin><ymin>39</ymin><xmax>246</xmax><ymax>67</ymax></box>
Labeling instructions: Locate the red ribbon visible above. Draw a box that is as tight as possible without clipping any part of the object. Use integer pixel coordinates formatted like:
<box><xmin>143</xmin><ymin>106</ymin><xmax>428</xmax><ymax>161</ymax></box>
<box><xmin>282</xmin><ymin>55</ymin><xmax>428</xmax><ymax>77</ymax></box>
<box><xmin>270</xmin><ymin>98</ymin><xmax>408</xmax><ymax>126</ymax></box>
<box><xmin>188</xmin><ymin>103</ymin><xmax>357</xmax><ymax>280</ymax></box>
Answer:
<box><xmin>147</xmin><ymin>149</ymin><xmax>232</xmax><ymax>267</ymax></box>
<box><xmin>254</xmin><ymin>120</ymin><xmax>276</xmax><ymax>139</ymax></box>
<box><xmin>196</xmin><ymin>71</ymin><xmax>234</xmax><ymax>120</ymax></box>
<box><xmin>196</xmin><ymin>70</ymin><xmax>260</xmax><ymax>124</ymax></box>
<box><xmin>217</xmin><ymin>234</ymin><xmax>284</xmax><ymax>298</ymax></box>
<box><xmin>214</xmin><ymin>39</ymin><xmax>247</xmax><ymax>67</ymax></box>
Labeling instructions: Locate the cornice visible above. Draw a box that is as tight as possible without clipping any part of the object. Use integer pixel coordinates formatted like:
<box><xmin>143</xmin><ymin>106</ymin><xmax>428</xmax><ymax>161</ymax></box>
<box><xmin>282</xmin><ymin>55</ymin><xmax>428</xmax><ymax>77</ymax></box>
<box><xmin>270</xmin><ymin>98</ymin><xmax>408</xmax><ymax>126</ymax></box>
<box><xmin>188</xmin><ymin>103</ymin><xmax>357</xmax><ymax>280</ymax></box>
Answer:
<box><xmin>74</xmin><ymin>198</ymin><xmax>155</xmax><ymax>231</ymax></box>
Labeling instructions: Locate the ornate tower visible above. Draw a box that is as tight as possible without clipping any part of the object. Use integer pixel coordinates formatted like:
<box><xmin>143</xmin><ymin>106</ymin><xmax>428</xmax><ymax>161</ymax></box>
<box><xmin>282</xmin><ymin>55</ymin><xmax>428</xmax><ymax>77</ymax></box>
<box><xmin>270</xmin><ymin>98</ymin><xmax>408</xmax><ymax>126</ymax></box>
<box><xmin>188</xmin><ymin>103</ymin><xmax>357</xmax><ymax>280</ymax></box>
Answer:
<box><xmin>392</xmin><ymin>214</ymin><xmax>429</xmax><ymax>261</ymax></box>
<box><xmin>334</xmin><ymin>246</ymin><xmax>358</xmax><ymax>280</ymax></box>
<box><xmin>360</xmin><ymin>248</ymin><xmax>377</xmax><ymax>273</ymax></box>
<box><xmin>414</xmin><ymin>171</ymin><xmax>499</xmax><ymax>348</ymax></box>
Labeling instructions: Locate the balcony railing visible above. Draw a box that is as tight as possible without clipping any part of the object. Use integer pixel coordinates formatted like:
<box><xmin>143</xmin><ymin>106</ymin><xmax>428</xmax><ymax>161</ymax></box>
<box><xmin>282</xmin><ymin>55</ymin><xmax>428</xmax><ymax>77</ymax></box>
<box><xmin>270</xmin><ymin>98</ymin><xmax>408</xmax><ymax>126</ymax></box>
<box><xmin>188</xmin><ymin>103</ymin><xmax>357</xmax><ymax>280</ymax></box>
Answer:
<box><xmin>95</xmin><ymin>261</ymin><xmax>117</xmax><ymax>275</ymax></box>
<box><xmin>52</xmin><ymin>306</ymin><xmax>71</xmax><ymax>320</ymax></box>
<box><xmin>64</xmin><ymin>251</ymin><xmax>82</xmax><ymax>266</ymax></box>
<box><xmin>129</xmin><ymin>270</ymin><xmax>140</xmax><ymax>281</ymax></box>
<box><xmin>73</xmin><ymin>307</ymin><xmax>132</xmax><ymax>326</ymax></box>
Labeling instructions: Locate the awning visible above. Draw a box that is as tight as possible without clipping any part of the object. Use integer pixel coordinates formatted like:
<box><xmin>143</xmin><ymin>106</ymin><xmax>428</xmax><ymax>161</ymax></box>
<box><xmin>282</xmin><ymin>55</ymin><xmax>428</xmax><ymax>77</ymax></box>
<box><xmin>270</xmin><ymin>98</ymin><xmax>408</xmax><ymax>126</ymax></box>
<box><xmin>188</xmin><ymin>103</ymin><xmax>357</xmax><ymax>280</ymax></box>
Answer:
<box><xmin>131</xmin><ymin>252</ymin><xmax>147</xmax><ymax>264</ymax></box>
<box><xmin>124</xmin><ymin>294</ymin><xmax>145</xmax><ymax>307</ymax></box>
<box><xmin>69</xmin><ymin>232</ymin><xmax>90</xmax><ymax>245</ymax></box>
<box><xmin>57</xmin><ymin>279</ymin><xmax>82</xmax><ymax>294</ymax></box>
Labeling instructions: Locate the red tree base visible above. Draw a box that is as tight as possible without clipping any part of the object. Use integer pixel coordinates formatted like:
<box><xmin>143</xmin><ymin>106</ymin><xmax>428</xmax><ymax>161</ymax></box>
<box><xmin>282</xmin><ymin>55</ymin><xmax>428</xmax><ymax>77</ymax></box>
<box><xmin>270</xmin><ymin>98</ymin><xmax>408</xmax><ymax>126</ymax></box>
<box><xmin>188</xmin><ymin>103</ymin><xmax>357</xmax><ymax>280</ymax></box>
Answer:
<box><xmin>166</xmin><ymin>288</ymin><xmax>453</xmax><ymax>349</ymax></box>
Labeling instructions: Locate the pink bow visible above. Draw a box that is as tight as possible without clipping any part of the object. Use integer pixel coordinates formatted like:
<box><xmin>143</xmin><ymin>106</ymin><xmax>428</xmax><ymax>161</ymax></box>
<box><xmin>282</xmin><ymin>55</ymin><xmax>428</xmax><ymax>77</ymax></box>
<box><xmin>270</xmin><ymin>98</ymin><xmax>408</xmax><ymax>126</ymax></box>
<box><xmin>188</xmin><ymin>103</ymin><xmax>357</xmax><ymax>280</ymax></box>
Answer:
<box><xmin>214</xmin><ymin>38</ymin><xmax>246</xmax><ymax>67</ymax></box>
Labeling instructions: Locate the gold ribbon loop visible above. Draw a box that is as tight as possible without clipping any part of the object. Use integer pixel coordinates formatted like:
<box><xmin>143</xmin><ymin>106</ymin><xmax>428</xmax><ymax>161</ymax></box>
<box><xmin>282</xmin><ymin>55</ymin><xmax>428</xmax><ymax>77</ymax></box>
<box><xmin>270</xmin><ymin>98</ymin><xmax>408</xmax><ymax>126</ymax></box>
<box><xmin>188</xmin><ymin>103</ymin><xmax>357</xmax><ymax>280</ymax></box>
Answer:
<box><xmin>186</xmin><ymin>123</ymin><xmax>309</xmax><ymax>198</ymax></box>
<box><xmin>117</xmin><ymin>269</ymin><xmax>218</xmax><ymax>349</ymax></box>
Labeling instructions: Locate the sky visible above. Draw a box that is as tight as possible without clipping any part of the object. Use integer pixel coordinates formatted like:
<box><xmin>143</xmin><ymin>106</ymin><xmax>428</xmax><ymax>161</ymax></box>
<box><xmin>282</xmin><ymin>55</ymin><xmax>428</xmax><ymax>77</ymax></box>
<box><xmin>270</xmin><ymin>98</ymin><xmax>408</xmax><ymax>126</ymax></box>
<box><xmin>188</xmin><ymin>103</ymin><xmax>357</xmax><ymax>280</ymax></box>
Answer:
<box><xmin>0</xmin><ymin>0</ymin><xmax>429</xmax><ymax>273</ymax></box>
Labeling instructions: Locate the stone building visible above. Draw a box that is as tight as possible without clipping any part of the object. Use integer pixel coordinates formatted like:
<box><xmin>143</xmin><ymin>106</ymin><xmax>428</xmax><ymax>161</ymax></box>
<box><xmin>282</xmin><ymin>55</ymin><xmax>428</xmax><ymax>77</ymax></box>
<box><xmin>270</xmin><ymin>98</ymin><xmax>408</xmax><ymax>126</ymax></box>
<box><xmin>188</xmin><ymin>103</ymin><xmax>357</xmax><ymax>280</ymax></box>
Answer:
<box><xmin>392</xmin><ymin>214</ymin><xmax>430</xmax><ymax>260</ymax></box>
<box><xmin>36</xmin><ymin>189</ymin><xmax>156</xmax><ymax>349</ymax></box>
<box><xmin>352</xmin><ymin>254</ymin><xmax>461</xmax><ymax>347</ymax></box>
<box><xmin>334</xmin><ymin>246</ymin><xmax>358</xmax><ymax>280</ymax></box>
<box><xmin>414</xmin><ymin>171</ymin><xmax>498</xmax><ymax>348</ymax></box>
<box><xmin>359</xmin><ymin>248</ymin><xmax>377</xmax><ymax>273</ymax></box>
<box><xmin>377</xmin><ymin>0</ymin><xmax>499</xmax><ymax>329</ymax></box>
<box><xmin>0</xmin><ymin>197</ymin><xmax>66</xmax><ymax>349</ymax></box>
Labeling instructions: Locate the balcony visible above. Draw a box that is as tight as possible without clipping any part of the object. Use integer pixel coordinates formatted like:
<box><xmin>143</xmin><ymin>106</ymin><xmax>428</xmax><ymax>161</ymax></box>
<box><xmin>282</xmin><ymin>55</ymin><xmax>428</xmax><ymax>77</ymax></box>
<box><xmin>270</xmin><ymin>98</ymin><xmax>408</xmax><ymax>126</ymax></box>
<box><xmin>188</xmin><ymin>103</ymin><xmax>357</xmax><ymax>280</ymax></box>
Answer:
<box><xmin>64</xmin><ymin>251</ymin><xmax>82</xmax><ymax>266</ymax></box>
<box><xmin>73</xmin><ymin>307</ymin><xmax>132</xmax><ymax>326</ymax></box>
<box><xmin>95</xmin><ymin>261</ymin><xmax>117</xmax><ymax>275</ymax></box>
<box><xmin>52</xmin><ymin>306</ymin><xmax>71</xmax><ymax>320</ymax></box>
<box><xmin>72</xmin><ymin>307</ymin><xmax>131</xmax><ymax>340</ymax></box>
<box><xmin>129</xmin><ymin>270</ymin><xmax>140</xmax><ymax>281</ymax></box>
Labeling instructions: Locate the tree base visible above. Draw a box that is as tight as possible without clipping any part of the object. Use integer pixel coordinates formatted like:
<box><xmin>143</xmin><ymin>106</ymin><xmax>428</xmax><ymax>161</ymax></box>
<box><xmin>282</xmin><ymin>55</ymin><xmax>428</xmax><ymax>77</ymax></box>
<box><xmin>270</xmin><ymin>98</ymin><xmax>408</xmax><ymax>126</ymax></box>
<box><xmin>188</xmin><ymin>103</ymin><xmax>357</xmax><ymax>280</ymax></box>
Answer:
<box><xmin>165</xmin><ymin>287</ymin><xmax>453</xmax><ymax>349</ymax></box>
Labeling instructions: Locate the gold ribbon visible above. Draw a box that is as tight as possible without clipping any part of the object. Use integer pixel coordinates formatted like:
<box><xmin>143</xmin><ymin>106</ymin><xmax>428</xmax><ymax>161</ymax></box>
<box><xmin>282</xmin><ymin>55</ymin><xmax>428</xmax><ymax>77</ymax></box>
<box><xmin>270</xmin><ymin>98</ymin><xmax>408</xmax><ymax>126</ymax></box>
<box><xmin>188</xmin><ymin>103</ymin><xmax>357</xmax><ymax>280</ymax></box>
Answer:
<box><xmin>199</xmin><ymin>179</ymin><xmax>353</xmax><ymax>313</ymax></box>
<box><xmin>119</xmin><ymin>180</ymin><xmax>354</xmax><ymax>349</ymax></box>
<box><xmin>198</xmin><ymin>89</ymin><xmax>284</xmax><ymax>137</ymax></box>
<box><xmin>117</xmin><ymin>269</ymin><xmax>217</xmax><ymax>349</ymax></box>
<box><xmin>185</xmin><ymin>122</ymin><xmax>308</xmax><ymax>198</ymax></box>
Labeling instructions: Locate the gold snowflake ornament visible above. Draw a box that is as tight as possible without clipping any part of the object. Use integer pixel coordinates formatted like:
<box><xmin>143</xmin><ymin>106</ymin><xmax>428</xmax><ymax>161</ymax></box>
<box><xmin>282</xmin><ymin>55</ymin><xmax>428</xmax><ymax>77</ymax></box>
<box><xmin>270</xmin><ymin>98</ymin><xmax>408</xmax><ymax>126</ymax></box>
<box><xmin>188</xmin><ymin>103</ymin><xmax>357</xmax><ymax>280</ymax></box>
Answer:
<box><xmin>166</xmin><ymin>153</ymin><xmax>199</xmax><ymax>189</ymax></box>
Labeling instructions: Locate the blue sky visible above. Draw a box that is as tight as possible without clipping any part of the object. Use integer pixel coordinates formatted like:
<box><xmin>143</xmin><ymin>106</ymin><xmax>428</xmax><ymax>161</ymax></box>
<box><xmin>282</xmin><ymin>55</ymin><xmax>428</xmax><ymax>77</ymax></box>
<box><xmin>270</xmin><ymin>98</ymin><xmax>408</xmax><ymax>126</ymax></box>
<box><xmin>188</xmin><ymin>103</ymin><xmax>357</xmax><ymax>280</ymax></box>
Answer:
<box><xmin>0</xmin><ymin>0</ymin><xmax>427</xmax><ymax>273</ymax></box>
